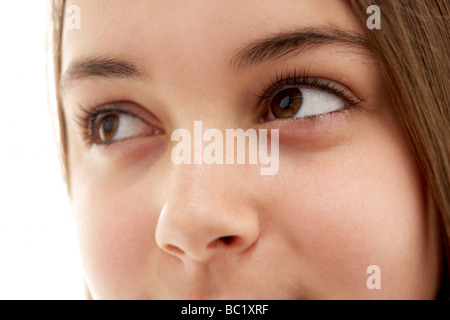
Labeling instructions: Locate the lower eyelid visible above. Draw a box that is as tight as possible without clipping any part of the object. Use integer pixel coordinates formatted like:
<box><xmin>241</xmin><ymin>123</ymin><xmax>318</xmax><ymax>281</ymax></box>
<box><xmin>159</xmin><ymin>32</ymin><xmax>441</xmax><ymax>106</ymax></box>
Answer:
<box><xmin>265</xmin><ymin>100</ymin><xmax>361</xmax><ymax>127</ymax></box>
<box><xmin>262</xmin><ymin>105</ymin><xmax>360</xmax><ymax>137</ymax></box>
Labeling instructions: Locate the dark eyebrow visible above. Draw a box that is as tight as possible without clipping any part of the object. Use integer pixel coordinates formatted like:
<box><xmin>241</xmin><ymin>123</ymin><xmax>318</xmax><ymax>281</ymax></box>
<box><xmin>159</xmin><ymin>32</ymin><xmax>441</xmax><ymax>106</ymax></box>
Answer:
<box><xmin>229</xmin><ymin>26</ymin><xmax>372</xmax><ymax>72</ymax></box>
<box><xmin>60</xmin><ymin>54</ymin><xmax>150</xmax><ymax>90</ymax></box>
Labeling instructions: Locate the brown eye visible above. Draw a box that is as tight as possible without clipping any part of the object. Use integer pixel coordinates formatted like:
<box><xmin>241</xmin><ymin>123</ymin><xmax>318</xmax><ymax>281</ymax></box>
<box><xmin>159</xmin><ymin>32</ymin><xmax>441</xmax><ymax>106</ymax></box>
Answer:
<box><xmin>89</xmin><ymin>110</ymin><xmax>159</xmax><ymax>145</ymax></box>
<box><xmin>270</xmin><ymin>88</ymin><xmax>303</xmax><ymax>118</ymax></box>
<box><xmin>97</xmin><ymin>113</ymin><xmax>119</xmax><ymax>143</ymax></box>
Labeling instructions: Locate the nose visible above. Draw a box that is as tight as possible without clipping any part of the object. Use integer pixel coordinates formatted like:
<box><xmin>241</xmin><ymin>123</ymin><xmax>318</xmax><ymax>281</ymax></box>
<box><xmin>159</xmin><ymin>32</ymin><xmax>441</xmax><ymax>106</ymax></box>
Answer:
<box><xmin>155</xmin><ymin>165</ymin><xmax>260</xmax><ymax>264</ymax></box>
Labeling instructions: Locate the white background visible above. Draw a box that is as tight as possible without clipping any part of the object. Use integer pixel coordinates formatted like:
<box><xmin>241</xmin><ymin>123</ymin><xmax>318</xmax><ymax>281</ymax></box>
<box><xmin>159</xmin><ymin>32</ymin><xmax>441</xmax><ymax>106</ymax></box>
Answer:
<box><xmin>0</xmin><ymin>1</ymin><xmax>85</xmax><ymax>299</ymax></box>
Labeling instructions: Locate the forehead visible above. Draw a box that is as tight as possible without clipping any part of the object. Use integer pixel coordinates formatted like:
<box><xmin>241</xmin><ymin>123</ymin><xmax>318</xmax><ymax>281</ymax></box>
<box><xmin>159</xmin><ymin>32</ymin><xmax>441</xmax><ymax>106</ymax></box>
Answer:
<box><xmin>61</xmin><ymin>0</ymin><xmax>362</xmax><ymax>74</ymax></box>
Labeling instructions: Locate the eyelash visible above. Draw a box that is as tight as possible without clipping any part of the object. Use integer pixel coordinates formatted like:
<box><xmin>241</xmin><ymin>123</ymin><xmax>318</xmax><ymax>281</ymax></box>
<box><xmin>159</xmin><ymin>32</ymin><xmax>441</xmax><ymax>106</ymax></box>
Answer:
<box><xmin>254</xmin><ymin>69</ymin><xmax>364</xmax><ymax>120</ymax></box>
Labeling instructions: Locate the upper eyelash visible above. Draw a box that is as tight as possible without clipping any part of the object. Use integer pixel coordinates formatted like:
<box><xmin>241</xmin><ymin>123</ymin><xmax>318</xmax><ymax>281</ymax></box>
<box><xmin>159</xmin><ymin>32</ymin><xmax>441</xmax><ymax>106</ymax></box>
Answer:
<box><xmin>254</xmin><ymin>69</ymin><xmax>364</xmax><ymax>110</ymax></box>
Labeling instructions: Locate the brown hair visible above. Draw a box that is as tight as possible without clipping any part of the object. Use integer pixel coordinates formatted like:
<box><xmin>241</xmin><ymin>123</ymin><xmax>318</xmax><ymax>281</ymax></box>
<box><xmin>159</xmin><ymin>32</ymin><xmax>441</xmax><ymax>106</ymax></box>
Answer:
<box><xmin>49</xmin><ymin>0</ymin><xmax>68</xmax><ymax>190</ymax></box>
<box><xmin>49</xmin><ymin>0</ymin><xmax>449</xmax><ymax>298</ymax></box>
<box><xmin>348</xmin><ymin>0</ymin><xmax>449</xmax><ymax>298</ymax></box>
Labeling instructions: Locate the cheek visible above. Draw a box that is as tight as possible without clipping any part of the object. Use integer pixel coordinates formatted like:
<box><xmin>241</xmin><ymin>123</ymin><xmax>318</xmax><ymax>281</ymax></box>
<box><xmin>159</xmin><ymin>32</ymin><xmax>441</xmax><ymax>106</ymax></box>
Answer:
<box><xmin>264</xmin><ymin>125</ymin><xmax>435</xmax><ymax>298</ymax></box>
<box><xmin>70</xmin><ymin>177</ymin><xmax>160</xmax><ymax>298</ymax></box>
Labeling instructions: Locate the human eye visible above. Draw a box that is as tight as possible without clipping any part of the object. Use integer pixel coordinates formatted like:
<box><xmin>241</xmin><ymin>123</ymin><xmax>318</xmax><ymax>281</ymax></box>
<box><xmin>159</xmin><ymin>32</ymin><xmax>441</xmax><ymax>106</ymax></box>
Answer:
<box><xmin>257</xmin><ymin>70</ymin><xmax>363</xmax><ymax>122</ymax></box>
<box><xmin>76</xmin><ymin>102</ymin><xmax>162</xmax><ymax>146</ymax></box>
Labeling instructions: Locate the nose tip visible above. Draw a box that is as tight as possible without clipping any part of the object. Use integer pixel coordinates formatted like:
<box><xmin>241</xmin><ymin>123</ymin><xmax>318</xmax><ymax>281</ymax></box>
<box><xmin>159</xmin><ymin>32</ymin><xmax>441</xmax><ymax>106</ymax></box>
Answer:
<box><xmin>155</xmin><ymin>204</ymin><xmax>260</xmax><ymax>263</ymax></box>
<box><xmin>160</xmin><ymin>235</ymin><xmax>248</xmax><ymax>261</ymax></box>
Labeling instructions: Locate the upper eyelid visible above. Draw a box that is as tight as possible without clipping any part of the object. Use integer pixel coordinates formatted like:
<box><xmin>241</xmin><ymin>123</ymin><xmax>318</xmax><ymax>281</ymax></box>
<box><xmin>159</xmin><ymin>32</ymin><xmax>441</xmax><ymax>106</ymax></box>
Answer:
<box><xmin>81</xmin><ymin>103</ymin><xmax>141</xmax><ymax>118</ymax></box>
<box><xmin>256</xmin><ymin>76</ymin><xmax>362</xmax><ymax>106</ymax></box>
<box><xmin>75</xmin><ymin>102</ymin><xmax>150</xmax><ymax>127</ymax></box>
<box><xmin>89</xmin><ymin>107</ymin><xmax>146</xmax><ymax>123</ymax></box>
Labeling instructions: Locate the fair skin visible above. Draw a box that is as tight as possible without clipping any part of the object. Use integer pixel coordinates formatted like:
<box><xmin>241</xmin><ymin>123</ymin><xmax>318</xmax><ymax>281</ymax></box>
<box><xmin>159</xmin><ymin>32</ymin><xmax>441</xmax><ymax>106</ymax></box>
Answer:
<box><xmin>61</xmin><ymin>0</ymin><xmax>441</xmax><ymax>299</ymax></box>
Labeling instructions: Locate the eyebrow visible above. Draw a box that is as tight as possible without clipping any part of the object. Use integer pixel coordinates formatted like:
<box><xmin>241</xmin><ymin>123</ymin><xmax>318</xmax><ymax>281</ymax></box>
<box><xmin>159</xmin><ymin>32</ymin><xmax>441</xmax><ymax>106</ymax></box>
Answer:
<box><xmin>229</xmin><ymin>26</ymin><xmax>372</xmax><ymax>72</ymax></box>
<box><xmin>60</xmin><ymin>26</ymin><xmax>371</xmax><ymax>90</ymax></box>
<box><xmin>60</xmin><ymin>54</ymin><xmax>150</xmax><ymax>90</ymax></box>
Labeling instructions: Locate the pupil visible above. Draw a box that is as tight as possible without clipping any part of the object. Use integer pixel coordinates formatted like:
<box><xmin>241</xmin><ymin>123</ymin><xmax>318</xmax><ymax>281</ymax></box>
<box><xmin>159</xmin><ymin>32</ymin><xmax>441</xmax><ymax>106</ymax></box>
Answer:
<box><xmin>279</xmin><ymin>96</ymin><xmax>291</xmax><ymax>109</ymax></box>
<box><xmin>104</xmin><ymin>118</ymin><xmax>115</xmax><ymax>132</ymax></box>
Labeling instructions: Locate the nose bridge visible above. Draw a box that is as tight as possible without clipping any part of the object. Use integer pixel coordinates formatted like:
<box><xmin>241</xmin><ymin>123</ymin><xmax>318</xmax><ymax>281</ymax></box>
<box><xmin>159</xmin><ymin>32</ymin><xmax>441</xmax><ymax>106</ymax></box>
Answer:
<box><xmin>155</xmin><ymin>163</ymin><xmax>260</xmax><ymax>263</ymax></box>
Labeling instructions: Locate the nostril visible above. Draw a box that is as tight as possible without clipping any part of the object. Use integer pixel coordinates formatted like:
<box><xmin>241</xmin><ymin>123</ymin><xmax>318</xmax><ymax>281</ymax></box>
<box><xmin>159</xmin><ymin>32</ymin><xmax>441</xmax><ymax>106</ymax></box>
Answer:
<box><xmin>164</xmin><ymin>244</ymin><xmax>184</xmax><ymax>255</ymax></box>
<box><xmin>207</xmin><ymin>235</ymin><xmax>237</xmax><ymax>248</ymax></box>
<box><xmin>219</xmin><ymin>236</ymin><xmax>234</xmax><ymax>244</ymax></box>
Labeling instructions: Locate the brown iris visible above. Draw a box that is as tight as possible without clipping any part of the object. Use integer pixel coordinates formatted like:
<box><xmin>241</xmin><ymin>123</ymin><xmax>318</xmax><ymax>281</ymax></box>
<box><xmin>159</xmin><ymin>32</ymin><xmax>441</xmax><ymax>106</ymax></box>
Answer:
<box><xmin>271</xmin><ymin>88</ymin><xmax>303</xmax><ymax>118</ymax></box>
<box><xmin>97</xmin><ymin>113</ymin><xmax>119</xmax><ymax>143</ymax></box>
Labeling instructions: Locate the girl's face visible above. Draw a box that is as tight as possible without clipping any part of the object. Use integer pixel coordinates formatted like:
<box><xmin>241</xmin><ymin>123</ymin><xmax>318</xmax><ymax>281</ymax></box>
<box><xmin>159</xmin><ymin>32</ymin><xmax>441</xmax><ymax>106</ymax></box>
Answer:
<box><xmin>61</xmin><ymin>0</ymin><xmax>441</xmax><ymax>299</ymax></box>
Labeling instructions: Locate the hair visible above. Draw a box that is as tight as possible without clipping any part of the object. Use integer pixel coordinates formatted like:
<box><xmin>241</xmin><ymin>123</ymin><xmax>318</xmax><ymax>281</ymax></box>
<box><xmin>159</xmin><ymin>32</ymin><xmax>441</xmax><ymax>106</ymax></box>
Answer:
<box><xmin>49</xmin><ymin>0</ymin><xmax>449</xmax><ymax>298</ymax></box>
<box><xmin>347</xmin><ymin>0</ymin><xmax>449</xmax><ymax>298</ymax></box>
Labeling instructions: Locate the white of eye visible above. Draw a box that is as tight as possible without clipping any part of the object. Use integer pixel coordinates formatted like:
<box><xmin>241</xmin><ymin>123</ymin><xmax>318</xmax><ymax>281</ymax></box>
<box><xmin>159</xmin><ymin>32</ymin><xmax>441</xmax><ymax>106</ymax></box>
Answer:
<box><xmin>115</xmin><ymin>114</ymin><xmax>148</xmax><ymax>140</ymax></box>
<box><xmin>294</xmin><ymin>88</ymin><xmax>345</xmax><ymax>118</ymax></box>
<box><xmin>268</xmin><ymin>87</ymin><xmax>345</xmax><ymax>120</ymax></box>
